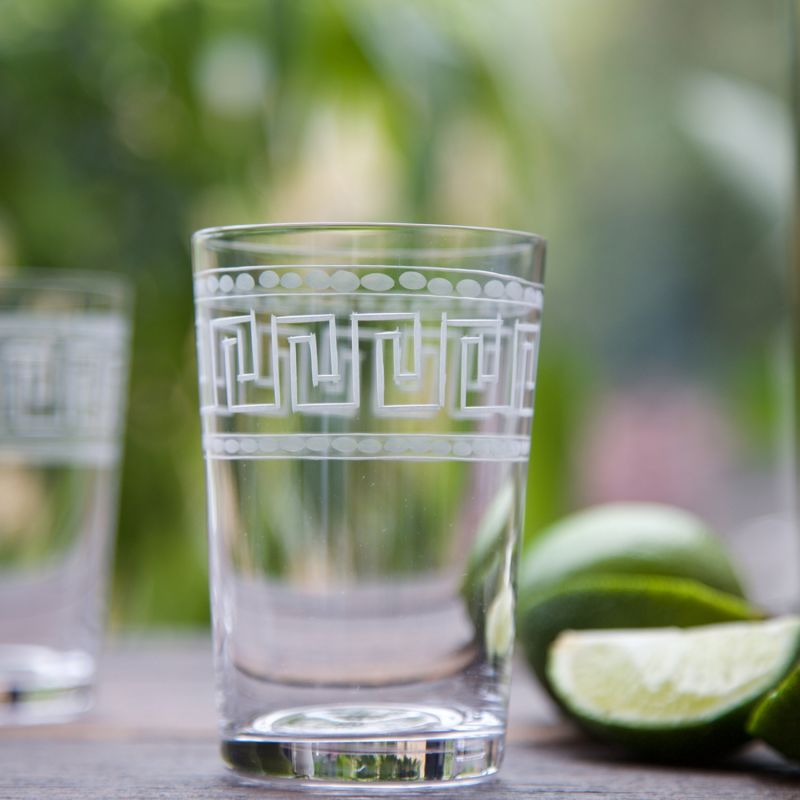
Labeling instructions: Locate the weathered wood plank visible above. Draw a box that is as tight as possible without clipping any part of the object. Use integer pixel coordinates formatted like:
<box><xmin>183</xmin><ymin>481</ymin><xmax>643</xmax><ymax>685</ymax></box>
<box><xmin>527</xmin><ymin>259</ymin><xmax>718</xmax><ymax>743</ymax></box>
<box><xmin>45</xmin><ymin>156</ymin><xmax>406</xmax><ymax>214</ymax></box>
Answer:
<box><xmin>0</xmin><ymin>637</ymin><xmax>797</xmax><ymax>799</ymax></box>
<box><xmin>1</xmin><ymin>735</ymin><xmax>798</xmax><ymax>799</ymax></box>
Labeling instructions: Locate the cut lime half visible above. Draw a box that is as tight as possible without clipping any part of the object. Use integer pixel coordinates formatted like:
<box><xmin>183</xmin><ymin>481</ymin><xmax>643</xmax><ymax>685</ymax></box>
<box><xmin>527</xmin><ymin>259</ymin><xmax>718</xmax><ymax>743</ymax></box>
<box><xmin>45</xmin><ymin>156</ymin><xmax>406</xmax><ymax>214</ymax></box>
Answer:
<box><xmin>548</xmin><ymin>616</ymin><xmax>800</xmax><ymax>759</ymax></box>
<box><xmin>518</xmin><ymin>573</ymin><xmax>759</xmax><ymax>690</ymax></box>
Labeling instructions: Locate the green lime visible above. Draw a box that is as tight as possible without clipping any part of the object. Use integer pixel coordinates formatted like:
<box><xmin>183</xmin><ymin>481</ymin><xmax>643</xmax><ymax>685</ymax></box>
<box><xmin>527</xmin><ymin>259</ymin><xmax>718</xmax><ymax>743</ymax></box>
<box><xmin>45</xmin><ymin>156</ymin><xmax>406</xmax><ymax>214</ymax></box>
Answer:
<box><xmin>517</xmin><ymin>574</ymin><xmax>760</xmax><ymax>689</ymax></box>
<box><xmin>519</xmin><ymin>503</ymin><xmax>745</xmax><ymax>602</ymax></box>
<box><xmin>747</xmin><ymin>663</ymin><xmax>800</xmax><ymax>762</ymax></box>
<box><xmin>547</xmin><ymin>616</ymin><xmax>800</xmax><ymax>760</ymax></box>
<box><xmin>461</xmin><ymin>481</ymin><xmax>514</xmax><ymax>645</ymax></box>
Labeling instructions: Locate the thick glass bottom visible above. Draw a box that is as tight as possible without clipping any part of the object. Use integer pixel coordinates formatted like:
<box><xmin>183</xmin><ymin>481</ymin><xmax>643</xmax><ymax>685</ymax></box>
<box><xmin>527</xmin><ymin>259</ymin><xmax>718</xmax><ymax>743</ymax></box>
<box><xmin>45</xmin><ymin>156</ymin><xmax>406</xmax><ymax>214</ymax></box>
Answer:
<box><xmin>0</xmin><ymin>644</ymin><xmax>94</xmax><ymax>725</ymax></box>
<box><xmin>222</xmin><ymin>703</ymin><xmax>504</xmax><ymax>789</ymax></box>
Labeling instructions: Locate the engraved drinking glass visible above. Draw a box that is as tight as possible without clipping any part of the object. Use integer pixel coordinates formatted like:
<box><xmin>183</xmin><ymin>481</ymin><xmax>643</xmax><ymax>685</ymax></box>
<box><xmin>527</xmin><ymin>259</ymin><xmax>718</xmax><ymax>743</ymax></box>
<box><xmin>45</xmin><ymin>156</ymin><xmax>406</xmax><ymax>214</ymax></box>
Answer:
<box><xmin>191</xmin><ymin>223</ymin><xmax>546</xmax><ymax>788</ymax></box>
<box><xmin>0</xmin><ymin>271</ymin><xmax>130</xmax><ymax>723</ymax></box>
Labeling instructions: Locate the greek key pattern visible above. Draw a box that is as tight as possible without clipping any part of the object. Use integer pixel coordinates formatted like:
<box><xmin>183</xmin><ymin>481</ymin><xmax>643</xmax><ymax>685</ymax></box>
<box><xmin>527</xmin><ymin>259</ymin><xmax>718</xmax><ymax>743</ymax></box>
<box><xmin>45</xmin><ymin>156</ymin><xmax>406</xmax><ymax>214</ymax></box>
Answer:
<box><xmin>204</xmin><ymin>434</ymin><xmax>531</xmax><ymax>462</ymax></box>
<box><xmin>198</xmin><ymin>311</ymin><xmax>540</xmax><ymax>421</ymax></box>
<box><xmin>0</xmin><ymin>314</ymin><xmax>128</xmax><ymax>464</ymax></box>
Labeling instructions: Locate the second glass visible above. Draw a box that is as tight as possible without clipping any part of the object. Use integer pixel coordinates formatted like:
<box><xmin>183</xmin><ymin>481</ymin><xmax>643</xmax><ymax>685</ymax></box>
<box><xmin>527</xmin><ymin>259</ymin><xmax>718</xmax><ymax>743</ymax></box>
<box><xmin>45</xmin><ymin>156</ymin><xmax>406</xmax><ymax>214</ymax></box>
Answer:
<box><xmin>0</xmin><ymin>271</ymin><xmax>130</xmax><ymax>724</ymax></box>
<box><xmin>191</xmin><ymin>223</ymin><xmax>545</xmax><ymax>788</ymax></box>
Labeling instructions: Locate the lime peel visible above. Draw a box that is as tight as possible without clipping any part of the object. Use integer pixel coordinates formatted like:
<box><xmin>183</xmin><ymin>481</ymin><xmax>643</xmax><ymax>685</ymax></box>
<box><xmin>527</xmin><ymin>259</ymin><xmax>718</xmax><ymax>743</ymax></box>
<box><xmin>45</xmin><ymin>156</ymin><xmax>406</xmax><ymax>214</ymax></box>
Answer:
<box><xmin>520</xmin><ymin>502</ymin><xmax>745</xmax><ymax>600</ymax></box>
<box><xmin>748</xmin><ymin>663</ymin><xmax>800</xmax><ymax>762</ymax></box>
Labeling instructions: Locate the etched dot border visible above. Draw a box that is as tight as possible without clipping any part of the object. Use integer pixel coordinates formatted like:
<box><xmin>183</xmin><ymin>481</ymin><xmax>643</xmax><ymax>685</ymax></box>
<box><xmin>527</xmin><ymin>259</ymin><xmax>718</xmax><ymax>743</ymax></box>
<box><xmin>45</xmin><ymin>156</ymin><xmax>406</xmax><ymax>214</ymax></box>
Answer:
<box><xmin>203</xmin><ymin>433</ymin><xmax>531</xmax><ymax>462</ymax></box>
<box><xmin>195</xmin><ymin>267</ymin><xmax>543</xmax><ymax>308</ymax></box>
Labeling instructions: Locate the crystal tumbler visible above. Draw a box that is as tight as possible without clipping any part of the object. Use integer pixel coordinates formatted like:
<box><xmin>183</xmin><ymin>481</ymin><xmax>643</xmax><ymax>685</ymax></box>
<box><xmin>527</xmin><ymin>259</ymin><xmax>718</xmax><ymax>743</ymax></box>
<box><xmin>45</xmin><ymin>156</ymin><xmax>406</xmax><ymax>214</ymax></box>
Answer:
<box><xmin>191</xmin><ymin>223</ymin><xmax>545</xmax><ymax>788</ymax></box>
<box><xmin>0</xmin><ymin>271</ymin><xmax>130</xmax><ymax>723</ymax></box>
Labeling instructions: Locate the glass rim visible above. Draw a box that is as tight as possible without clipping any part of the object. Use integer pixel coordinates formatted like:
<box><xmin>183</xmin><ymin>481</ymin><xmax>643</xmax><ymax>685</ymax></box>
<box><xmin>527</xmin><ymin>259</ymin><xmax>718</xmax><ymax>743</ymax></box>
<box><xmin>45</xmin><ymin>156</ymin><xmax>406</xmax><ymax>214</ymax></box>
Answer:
<box><xmin>192</xmin><ymin>221</ymin><xmax>546</xmax><ymax>259</ymax></box>
<box><xmin>0</xmin><ymin>267</ymin><xmax>131</xmax><ymax>295</ymax></box>
<box><xmin>0</xmin><ymin>268</ymin><xmax>132</xmax><ymax>307</ymax></box>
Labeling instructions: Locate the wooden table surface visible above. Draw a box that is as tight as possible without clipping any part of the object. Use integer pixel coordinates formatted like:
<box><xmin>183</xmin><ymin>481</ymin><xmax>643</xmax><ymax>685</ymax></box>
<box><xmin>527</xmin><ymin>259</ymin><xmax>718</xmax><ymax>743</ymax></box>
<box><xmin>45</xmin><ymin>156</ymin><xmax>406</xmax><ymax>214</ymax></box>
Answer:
<box><xmin>1</xmin><ymin>636</ymin><xmax>799</xmax><ymax>799</ymax></box>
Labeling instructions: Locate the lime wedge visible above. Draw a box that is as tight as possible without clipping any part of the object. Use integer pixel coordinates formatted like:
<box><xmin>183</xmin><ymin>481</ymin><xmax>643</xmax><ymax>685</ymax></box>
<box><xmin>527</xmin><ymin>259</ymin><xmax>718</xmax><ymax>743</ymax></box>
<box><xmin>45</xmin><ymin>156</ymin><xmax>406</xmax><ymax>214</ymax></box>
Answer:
<box><xmin>518</xmin><ymin>573</ymin><xmax>760</xmax><ymax>690</ymax></box>
<box><xmin>548</xmin><ymin>616</ymin><xmax>800</xmax><ymax>759</ymax></box>
<box><xmin>748</xmin><ymin>663</ymin><xmax>800</xmax><ymax>762</ymax></box>
<box><xmin>519</xmin><ymin>503</ymin><xmax>745</xmax><ymax>601</ymax></box>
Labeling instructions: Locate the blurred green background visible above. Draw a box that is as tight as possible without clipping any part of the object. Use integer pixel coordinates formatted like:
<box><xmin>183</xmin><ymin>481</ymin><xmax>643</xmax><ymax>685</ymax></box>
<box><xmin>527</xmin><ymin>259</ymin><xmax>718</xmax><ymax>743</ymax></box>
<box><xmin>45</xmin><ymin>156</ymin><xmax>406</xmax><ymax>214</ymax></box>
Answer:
<box><xmin>0</xmin><ymin>0</ymin><xmax>795</xmax><ymax>625</ymax></box>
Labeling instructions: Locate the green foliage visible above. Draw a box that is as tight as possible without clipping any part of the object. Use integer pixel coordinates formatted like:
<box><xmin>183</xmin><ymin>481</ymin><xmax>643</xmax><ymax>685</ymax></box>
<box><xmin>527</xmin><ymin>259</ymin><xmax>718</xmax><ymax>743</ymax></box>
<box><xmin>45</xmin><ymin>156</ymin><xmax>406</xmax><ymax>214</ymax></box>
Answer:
<box><xmin>0</xmin><ymin>0</ymin><xmax>791</xmax><ymax>623</ymax></box>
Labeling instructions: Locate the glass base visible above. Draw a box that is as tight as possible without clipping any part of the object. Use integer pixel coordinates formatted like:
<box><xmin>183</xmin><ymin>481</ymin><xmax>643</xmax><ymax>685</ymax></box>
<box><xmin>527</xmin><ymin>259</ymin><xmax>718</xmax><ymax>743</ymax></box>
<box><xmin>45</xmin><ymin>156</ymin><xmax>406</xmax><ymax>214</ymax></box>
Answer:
<box><xmin>222</xmin><ymin>703</ymin><xmax>504</xmax><ymax>789</ymax></box>
<box><xmin>0</xmin><ymin>645</ymin><xmax>94</xmax><ymax>725</ymax></box>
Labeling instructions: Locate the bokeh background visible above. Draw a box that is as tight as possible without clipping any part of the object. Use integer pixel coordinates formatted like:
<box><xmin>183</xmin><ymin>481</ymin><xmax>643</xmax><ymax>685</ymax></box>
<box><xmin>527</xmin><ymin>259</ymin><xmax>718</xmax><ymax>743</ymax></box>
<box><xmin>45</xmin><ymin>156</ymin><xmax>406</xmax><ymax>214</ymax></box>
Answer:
<box><xmin>0</xmin><ymin>0</ymin><xmax>796</xmax><ymax>625</ymax></box>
